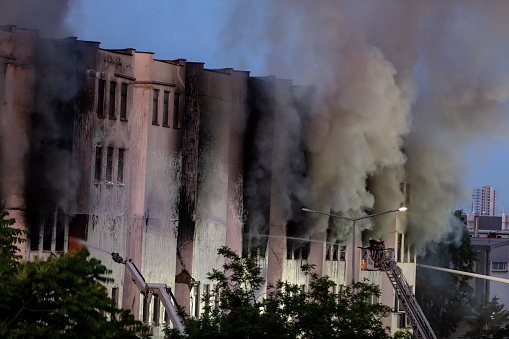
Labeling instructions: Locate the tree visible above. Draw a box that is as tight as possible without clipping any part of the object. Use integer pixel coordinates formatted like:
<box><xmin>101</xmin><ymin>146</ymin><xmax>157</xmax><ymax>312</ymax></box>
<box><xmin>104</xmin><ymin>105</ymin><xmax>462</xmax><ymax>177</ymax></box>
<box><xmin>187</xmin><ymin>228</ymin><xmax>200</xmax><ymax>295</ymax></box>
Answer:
<box><xmin>463</xmin><ymin>296</ymin><xmax>509</xmax><ymax>339</ymax></box>
<box><xmin>0</xmin><ymin>211</ymin><xmax>149</xmax><ymax>338</ymax></box>
<box><xmin>166</xmin><ymin>246</ymin><xmax>405</xmax><ymax>339</ymax></box>
<box><xmin>415</xmin><ymin>210</ymin><xmax>476</xmax><ymax>338</ymax></box>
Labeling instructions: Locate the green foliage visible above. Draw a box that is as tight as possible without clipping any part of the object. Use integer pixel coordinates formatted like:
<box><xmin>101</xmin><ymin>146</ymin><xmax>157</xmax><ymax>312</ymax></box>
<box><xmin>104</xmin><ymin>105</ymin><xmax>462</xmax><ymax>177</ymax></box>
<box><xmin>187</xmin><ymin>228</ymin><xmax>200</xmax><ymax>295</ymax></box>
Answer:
<box><xmin>416</xmin><ymin>210</ymin><xmax>476</xmax><ymax>338</ymax></box>
<box><xmin>0</xmin><ymin>211</ymin><xmax>149</xmax><ymax>338</ymax></box>
<box><xmin>166</xmin><ymin>246</ymin><xmax>400</xmax><ymax>339</ymax></box>
<box><xmin>462</xmin><ymin>296</ymin><xmax>509</xmax><ymax>339</ymax></box>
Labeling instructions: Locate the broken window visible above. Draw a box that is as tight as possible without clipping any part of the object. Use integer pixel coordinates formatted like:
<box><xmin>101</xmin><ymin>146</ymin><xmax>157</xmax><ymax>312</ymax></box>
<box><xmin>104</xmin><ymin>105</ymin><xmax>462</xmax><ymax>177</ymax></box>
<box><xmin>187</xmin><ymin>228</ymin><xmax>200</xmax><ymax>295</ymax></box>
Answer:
<box><xmin>68</xmin><ymin>214</ymin><xmax>88</xmax><ymax>252</ymax></box>
<box><xmin>97</xmin><ymin>79</ymin><xmax>105</xmax><ymax>117</ymax></box>
<box><xmin>94</xmin><ymin>146</ymin><xmax>103</xmax><ymax>182</ymax></box>
<box><xmin>173</xmin><ymin>92</ymin><xmax>180</xmax><ymax>129</ymax></box>
<box><xmin>340</xmin><ymin>245</ymin><xmax>346</xmax><ymax>261</ymax></box>
<box><xmin>152</xmin><ymin>89</ymin><xmax>159</xmax><ymax>125</ymax></box>
<box><xmin>55</xmin><ymin>212</ymin><xmax>65</xmax><ymax>252</ymax></box>
<box><xmin>162</xmin><ymin>91</ymin><xmax>169</xmax><ymax>126</ymax></box>
<box><xmin>120</xmin><ymin>83</ymin><xmax>127</xmax><ymax>120</ymax></box>
<box><xmin>117</xmin><ymin>148</ymin><xmax>125</xmax><ymax>184</ymax></box>
<box><xmin>109</xmin><ymin>81</ymin><xmax>116</xmax><ymax>119</ymax></box>
<box><xmin>42</xmin><ymin>213</ymin><xmax>54</xmax><ymax>251</ymax></box>
<box><xmin>106</xmin><ymin>147</ymin><xmax>114</xmax><ymax>183</ymax></box>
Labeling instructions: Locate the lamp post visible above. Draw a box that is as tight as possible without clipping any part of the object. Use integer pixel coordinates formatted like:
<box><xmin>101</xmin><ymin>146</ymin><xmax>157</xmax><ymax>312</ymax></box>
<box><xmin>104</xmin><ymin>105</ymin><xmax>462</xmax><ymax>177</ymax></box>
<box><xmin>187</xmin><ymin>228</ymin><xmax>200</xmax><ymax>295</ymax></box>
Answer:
<box><xmin>302</xmin><ymin>206</ymin><xmax>407</xmax><ymax>296</ymax></box>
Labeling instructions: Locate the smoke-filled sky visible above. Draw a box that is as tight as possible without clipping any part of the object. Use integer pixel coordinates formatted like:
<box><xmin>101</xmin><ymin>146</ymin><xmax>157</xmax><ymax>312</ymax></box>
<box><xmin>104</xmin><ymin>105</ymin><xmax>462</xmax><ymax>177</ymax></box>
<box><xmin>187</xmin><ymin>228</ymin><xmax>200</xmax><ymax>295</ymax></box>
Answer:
<box><xmin>4</xmin><ymin>0</ymin><xmax>509</xmax><ymax>248</ymax></box>
<box><xmin>65</xmin><ymin>0</ymin><xmax>509</xmax><ymax>212</ymax></box>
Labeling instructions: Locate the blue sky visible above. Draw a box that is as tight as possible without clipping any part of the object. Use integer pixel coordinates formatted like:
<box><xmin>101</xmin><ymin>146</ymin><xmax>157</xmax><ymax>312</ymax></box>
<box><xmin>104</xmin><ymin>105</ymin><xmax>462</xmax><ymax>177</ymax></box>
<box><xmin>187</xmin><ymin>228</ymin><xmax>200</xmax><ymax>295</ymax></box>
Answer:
<box><xmin>66</xmin><ymin>0</ymin><xmax>509</xmax><ymax>213</ymax></box>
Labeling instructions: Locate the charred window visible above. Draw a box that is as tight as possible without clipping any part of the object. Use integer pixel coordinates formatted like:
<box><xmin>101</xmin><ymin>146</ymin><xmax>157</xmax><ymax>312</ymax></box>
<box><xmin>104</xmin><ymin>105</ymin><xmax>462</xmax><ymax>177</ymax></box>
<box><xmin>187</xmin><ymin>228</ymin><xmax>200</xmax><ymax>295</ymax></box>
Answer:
<box><xmin>152</xmin><ymin>89</ymin><xmax>159</xmax><ymax>125</ymax></box>
<box><xmin>106</xmin><ymin>147</ymin><xmax>114</xmax><ymax>183</ymax></box>
<box><xmin>97</xmin><ymin>79</ymin><xmax>105</xmax><ymax>117</ymax></box>
<box><xmin>55</xmin><ymin>212</ymin><xmax>65</xmax><ymax>252</ymax></box>
<box><xmin>340</xmin><ymin>245</ymin><xmax>346</xmax><ymax>261</ymax></box>
<box><xmin>109</xmin><ymin>81</ymin><xmax>116</xmax><ymax>119</ymax></box>
<box><xmin>42</xmin><ymin>213</ymin><xmax>54</xmax><ymax>251</ymax></box>
<box><xmin>94</xmin><ymin>146</ymin><xmax>103</xmax><ymax>182</ymax></box>
<box><xmin>120</xmin><ymin>83</ymin><xmax>127</xmax><ymax>120</ymax></box>
<box><xmin>286</xmin><ymin>221</ymin><xmax>310</xmax><ymax>260</ymax></box>
<box><xmin>68</xmin><ymin>214</ymin><xmax>88</xmax><ymax>252</ymax></box>
<box><xmin>162</xmin><ymin>91</ymin><xmax>169</xmax><ymax>126</ymax></box>
<box><xmin>173</xmin><ymin>92</ymin><xmax>180</xmax><ymax>129</ymax></box>
<box><xmin>409</xmin><ymin>244</ymin><xmax>415</xmax><ymax>263</ymax></box>
<box><xmin>117</xmin><ymin>148</ymin><xmax>125</xmax><ymax>184</ymax></box>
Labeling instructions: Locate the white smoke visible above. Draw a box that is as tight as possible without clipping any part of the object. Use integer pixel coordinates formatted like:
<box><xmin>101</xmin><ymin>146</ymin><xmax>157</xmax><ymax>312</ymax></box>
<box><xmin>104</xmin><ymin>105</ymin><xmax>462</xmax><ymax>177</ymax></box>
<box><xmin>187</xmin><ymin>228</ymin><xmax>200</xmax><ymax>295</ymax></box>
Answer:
<box><xmin>217</xmin><ymin>1</ymin><xmax>509</xmax><ymax>249</ymax></box>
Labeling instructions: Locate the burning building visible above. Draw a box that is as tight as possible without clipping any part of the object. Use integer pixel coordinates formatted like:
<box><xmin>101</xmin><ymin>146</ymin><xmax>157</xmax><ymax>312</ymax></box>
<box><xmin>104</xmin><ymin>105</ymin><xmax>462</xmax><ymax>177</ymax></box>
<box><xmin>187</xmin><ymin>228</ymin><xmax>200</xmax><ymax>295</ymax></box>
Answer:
<box><xmin>1</xmin><ymin>24</ymin><xmax>416</xmax><ymax>336</ymax></box>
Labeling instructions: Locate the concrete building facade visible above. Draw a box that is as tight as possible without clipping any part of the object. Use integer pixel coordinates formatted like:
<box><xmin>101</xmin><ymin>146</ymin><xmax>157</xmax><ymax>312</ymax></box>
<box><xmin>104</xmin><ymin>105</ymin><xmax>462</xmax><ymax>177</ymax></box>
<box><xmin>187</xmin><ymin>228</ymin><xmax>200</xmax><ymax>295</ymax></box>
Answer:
<box><xmin>0</xmin><ymin>25</ymin><xmax>415</xmax><ymax>337</ymax></box>
<box><xmin>472</xmin><ymin>186</ymin><xmax>499</xmax><ymax>216</ymax></box>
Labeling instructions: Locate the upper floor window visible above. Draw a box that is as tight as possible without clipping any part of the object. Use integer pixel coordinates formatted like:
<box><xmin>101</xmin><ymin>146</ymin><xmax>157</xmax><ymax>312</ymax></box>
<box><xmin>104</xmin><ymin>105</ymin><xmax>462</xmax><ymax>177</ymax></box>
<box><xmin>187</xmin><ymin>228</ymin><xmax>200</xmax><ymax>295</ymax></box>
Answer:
<box><xmin>106</xmin><ymin>147</ymin><xmax>114</xmax><ymax>183</ymax></box>
<box><xmin>97</xmin><ymin>79</ymin><xmax>105</xmax><ymax>118</ymax></box>
<box><xmin>492</xmin><ymin>262</ymin><xmax>507</xmax><ymax>272</ymax></box>
<box><xmin>162</xmin><ymin>91</ymin><xmax>169</xmax><ymax>127</ymax></box>
<box><xmin>173</xmin><ymin>92</ymin><xmax>181</xmax><ymax>129</ymax></box>
<box><xmin>117</xmin><ymin>148</ymin><xmax>125</xmax><ymax>184</ymax></box>
<box><xmin>109</xmin><ymin>81</ymin><xmax>117</xmax><ymax>119</ymax></box>
<box><xmin>152</xmin><ymin>89</ymin><xmax>159</xmax><ymax>125</ymax></box>
<box><xmin>120</xmin><ymin>83</ymin><xmax>128</xmax><ymax>120</ymax></box>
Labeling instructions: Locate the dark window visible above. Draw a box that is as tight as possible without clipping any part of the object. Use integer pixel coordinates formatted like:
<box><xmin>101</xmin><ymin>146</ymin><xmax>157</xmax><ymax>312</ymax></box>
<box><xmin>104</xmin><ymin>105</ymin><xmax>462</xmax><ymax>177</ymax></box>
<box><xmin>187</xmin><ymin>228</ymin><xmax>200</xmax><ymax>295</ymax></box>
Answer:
<box><xmin>55</xmin><ymin>212</ymin><xmax>65</xmax><ymax>252</ymax></box>
<box><xmin>94</xmin><ymin>146</ymin><xmax>103</xmax><ymax>182</ymax></box>
<box><xmin>152</xmin><ymin>89</ymin><xmax>159</xmax><ymax>125</ymax></box>
<box><xmin>42</xmin><ymin>213</ymin><xmax>54</xmax><ymax>251</ymax></box>
<box><xmin>120</xmin><ymin>83</ymin><xmax>127</xmax><ymax>120</ymax></box>
<box><xmin>173</xmin><ymin>92</ymin><xmax>180</xmax><ymax>128</ymax></box>
<box><xmin>332</xmin><ymin>241</ymin><xmax>339</xmax><ymax>261</ymax></box>
<box><xmin>142</xmin><ymin>298</ymin><xmax>149</xmax><ymax>323</ymax></box>
<box><xmin>340</xmin><ymin>245</ymin><xmax>346</xmax><ymax>261</ymax></box>
<box><xmin>97</xmin><ymin>79</ymin><xmax>105</xmax><ymax>117</ymax></box>
<box><xmin>106</xmin><ymin>147</ymin><xmax>114</xmax><ymax>182</ymax></box>
<box><xmin>30</xmin><ymin>217</ymin><xmax>41</xmax><ymax>251</ymax></box>
<box><xmin>409</xmin><ymin>244</ymin><xmax>415</xmax><ymax>263</ymax></box>
<box><xmin>109</xmin><ymin>81</ymin><xmax>116</xmax><ymax>119</ymax></box>
<box><xmin>162</xmin><ymin>91</ymin><xmax>169</xmax><ymax>126</ymax></box>
<box><xmin>111</xmin><ymin>288</ymin><xmax>119</xmax><ymax>321</ymax></box>
<box><xmin>153</xmin><ymin>295</ymin><xmax>160</xmax><ymax>324</ymax></box>
<box><xmin>68</xmin><ymin>214</ymin><xmax>88</xmax><ymax>252</ymax></box>
<box><xmin>117</xmin><ymin>148</ymin><xmax>125</xmax><ymax>184</ymax></box>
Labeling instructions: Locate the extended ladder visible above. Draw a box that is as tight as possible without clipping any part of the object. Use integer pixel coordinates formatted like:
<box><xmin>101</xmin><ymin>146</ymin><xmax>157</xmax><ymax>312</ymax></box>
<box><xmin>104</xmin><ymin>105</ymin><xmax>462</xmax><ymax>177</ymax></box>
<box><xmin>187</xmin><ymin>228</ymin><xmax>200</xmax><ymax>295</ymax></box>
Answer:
<box><xmin>376</xmin><ymin>249</ymin><xmax>437</xmax><ymax>339</ymax></box>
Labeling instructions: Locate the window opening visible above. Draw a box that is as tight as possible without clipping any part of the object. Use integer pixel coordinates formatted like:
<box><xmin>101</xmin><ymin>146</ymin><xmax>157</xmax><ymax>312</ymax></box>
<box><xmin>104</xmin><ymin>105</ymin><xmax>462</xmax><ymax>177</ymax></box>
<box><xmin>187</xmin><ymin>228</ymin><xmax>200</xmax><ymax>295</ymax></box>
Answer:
<box><xmin>120</xmin><ymin>83</ymin><xmax>127</xmax><ymax>120</ymax></box>
<box><xmin>153</xmin><ymin>295</ymin><xmax>160</xmax><ymax>324</ymax></box>
<box><xmin>163</xmin><ymin>91</ymin><xmax>169</xmax><ymax>126</ymax></box>
<box><xmin>97</xmin><ymin>79</ymin><xmax>105</xmax><ymax>117</ymax></box>
<box><xmin>106</xmin><ymin>147</ymin><xmax>114</xmax><ymax>183</ymax></box>
<box><xmin>109</xmin><ymin>81</ymin><xmax>116</xmax><ymax>119</ymax></box>
<box><xmin>117</xmin><ymin>148</ymin><xmax>125</xmax><ymax>184</ymax></box>
<box><xmin>152</xmin><ymin>89</ymin><xmax>159</xmax><ymax>125</ymax></box>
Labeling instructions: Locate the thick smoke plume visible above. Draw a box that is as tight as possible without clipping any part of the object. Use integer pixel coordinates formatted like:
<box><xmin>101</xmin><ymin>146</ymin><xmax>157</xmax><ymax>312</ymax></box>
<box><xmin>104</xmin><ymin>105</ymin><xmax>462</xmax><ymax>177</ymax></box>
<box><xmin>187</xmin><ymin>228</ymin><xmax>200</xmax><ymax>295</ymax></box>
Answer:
<box><xmin>220</xmin><ymin>1</ymin><xmax>509</xmax><ymax>250</ymax></box>
<box><xmin>0</xmin><ymin>0</ymin><xmax>77</xmax><ymax>213</ymax></box>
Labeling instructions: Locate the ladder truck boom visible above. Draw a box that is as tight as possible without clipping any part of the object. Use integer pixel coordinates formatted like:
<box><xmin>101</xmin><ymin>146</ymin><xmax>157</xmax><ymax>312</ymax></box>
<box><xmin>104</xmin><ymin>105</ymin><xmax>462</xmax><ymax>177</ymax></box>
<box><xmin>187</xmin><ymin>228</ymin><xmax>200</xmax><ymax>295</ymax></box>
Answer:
<box><xmin>111</xmin><ymin>252</ymin><xmax>186</xmax><ymax>335</ymax></box>
<box><xmin>362</xmin><ymin>247</ymin><xmax>437</xmax><ymax>339</ymax></box>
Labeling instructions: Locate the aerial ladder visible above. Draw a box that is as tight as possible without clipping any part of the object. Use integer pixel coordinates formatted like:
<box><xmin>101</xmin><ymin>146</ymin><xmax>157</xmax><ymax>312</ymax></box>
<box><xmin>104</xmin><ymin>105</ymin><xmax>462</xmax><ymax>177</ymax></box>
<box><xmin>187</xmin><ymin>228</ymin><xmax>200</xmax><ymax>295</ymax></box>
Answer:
<box><xmin>111</xmin><ymin>252</ymin><xmax>186</xmax><ymax>336</ymax></box>
<box><xmin>361</xmin><ymin>245</ymin><xmax>437</xmax><ymax>339</ymax></box>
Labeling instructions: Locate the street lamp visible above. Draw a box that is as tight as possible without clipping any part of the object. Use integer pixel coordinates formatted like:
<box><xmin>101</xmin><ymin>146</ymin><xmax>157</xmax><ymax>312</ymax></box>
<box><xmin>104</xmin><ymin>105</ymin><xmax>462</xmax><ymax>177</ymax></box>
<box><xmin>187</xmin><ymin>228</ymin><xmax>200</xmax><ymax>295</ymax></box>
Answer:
<box><xmin>302</xmin><ymin>206</ymin><xmax>407</xmax><ymax>295</ymax></box>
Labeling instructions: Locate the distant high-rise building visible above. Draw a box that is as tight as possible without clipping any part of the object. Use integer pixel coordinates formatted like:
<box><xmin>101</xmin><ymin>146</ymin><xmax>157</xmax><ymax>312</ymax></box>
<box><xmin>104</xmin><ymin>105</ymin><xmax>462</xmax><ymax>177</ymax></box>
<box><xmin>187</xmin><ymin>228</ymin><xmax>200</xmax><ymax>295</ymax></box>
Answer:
<box><xmin>472</xmin><ymin>186</ymin><xmax>499</xmax><ymax>216</ymax></box>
